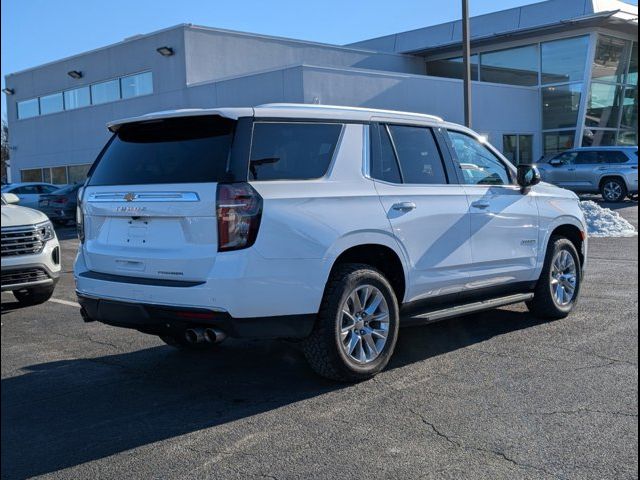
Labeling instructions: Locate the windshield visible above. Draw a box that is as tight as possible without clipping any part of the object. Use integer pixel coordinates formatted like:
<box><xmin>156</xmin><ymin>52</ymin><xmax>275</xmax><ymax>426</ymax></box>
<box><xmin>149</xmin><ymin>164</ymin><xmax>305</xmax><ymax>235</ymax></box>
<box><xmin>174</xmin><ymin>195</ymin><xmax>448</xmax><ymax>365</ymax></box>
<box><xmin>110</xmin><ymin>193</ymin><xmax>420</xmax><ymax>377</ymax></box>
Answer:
<box><xmin>88</xmin><ymin>116</ymin><xmax>237</xmax><ymax>186</ymax></box>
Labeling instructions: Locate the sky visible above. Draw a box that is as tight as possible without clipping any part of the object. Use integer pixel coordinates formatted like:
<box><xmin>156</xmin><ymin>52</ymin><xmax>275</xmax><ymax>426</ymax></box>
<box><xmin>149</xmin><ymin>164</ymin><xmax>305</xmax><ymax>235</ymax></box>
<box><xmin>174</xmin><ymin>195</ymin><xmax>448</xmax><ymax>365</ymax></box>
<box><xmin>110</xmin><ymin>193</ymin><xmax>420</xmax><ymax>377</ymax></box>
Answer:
<box><xmin>1</xmin><ymin>0</ymin><xmax>637</xmax><ymax>119</ymax></box>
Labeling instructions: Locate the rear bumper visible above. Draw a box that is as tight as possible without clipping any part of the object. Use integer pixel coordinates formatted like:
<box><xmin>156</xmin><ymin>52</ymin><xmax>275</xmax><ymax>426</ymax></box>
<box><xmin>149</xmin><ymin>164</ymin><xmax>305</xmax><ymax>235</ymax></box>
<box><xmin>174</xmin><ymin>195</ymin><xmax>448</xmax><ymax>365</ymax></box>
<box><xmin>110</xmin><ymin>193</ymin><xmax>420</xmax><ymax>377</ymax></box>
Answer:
<box><xmin>77</xmin><ymin>293</ymin><xmax>316</xmax><ymax>339</ymax></box>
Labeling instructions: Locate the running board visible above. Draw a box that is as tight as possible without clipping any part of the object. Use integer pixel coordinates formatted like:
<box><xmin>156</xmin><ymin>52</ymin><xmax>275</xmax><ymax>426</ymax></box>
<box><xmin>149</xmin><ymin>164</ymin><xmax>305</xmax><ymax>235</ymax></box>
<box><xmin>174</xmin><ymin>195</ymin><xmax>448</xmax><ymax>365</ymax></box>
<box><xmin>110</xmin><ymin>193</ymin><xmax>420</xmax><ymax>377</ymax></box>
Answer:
<box><xmin>403</xmin><ymin>293</ymin><xmax>534</xmax><ymax>326</ymax></box>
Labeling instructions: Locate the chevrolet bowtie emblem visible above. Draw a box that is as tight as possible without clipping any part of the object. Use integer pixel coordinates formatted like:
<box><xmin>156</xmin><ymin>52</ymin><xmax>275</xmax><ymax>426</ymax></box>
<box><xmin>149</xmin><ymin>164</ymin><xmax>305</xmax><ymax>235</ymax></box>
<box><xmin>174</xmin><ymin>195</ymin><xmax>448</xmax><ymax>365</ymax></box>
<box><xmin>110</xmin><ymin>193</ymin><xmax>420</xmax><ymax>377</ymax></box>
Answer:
<box><xmin>124</xmin><ymin>192</ymin><xmax>136</xmax><ymax>202</ymax></box>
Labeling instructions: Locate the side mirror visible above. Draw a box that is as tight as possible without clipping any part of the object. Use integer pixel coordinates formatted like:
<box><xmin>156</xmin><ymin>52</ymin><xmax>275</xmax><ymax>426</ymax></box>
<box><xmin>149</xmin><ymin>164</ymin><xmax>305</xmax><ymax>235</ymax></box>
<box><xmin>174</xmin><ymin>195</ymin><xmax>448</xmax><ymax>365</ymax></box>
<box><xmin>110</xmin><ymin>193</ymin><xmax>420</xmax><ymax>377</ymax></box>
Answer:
<box><xmin>2</xmin><ymin>193</ymin><xmax>20</xmax><ymax>204</ymax></box>
<box><xmin>517</xmin><ymin>164</ymin><xmax>541</xmax><ymax>191</ymax></box>
<box><xmin>549</xmin><ymin>158</ymin><xmax>562</xmax><ymax>167</ymax></box>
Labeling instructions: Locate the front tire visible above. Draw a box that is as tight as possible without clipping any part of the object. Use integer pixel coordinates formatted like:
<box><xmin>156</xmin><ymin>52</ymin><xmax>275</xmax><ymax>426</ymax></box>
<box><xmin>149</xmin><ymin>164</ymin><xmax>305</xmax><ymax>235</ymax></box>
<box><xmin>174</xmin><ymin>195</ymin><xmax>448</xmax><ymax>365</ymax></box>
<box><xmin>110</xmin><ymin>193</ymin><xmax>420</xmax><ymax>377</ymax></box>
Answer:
<box><xmin>600</xmin><ymin>178</ymin><xmax>627</xmax><ymax>203</ymax></box>
<box><xmin>13</xmin><ymin>285</ymin><xmax>55</xmax><ymax>306</ymax></box>
<box><xmin>527</xmin><ymin>236</ymin><xmax>581</xmax><ymax>320</ymax></box>
<box><xmin>302</xmin><ymin>264</ymin><xmax>400</xmax><ymax>382</ymax></box>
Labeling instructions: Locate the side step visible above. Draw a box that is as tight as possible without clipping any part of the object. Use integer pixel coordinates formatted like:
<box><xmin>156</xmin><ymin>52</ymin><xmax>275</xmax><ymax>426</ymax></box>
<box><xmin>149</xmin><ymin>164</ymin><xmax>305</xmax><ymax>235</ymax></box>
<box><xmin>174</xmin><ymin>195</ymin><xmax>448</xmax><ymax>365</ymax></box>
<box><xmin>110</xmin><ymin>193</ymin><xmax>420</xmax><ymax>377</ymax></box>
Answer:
<box><xmin>403</xmin><ymin>293</ymin><xmax>534</xmax><ymax>326</ymax></box>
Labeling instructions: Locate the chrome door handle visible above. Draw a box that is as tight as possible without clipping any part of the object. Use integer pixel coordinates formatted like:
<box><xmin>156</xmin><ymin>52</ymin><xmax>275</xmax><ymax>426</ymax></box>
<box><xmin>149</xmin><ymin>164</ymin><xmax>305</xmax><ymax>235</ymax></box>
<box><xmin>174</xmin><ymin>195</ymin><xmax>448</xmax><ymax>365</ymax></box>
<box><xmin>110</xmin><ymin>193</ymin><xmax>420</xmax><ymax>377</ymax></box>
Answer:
<box><xmin>471</xmin><ymin>201</ymin><xmax>490</xmax><ymax>210</ymax></box>
<box><xmin>392</xmin><ymin>202</ymin><xmax>417</xmax><ymax>211</ymax></box>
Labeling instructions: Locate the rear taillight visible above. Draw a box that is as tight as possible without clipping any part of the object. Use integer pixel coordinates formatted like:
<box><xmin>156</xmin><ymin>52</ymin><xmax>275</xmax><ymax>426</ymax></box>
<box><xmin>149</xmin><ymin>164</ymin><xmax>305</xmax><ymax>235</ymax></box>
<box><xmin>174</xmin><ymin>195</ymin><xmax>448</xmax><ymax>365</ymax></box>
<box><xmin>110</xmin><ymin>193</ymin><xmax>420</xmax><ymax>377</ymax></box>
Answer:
<box><xmin>77</xmin><ymin>185</ymin><xmax>86</xmax><ymax>243</ymax></box>
<box><xmin>76</xmin><ymin>204</ymin><xmax>84</xmax><ymax>243</ymax></box>
<box><xmin>52</xmin><ymin>197</ymin><xmax>68</xmax><ymax>204</ymax></box>
<box><xmin>217</xmin><ymin>183</ymin><xmax>263</xmax><ymax>252</ymax></box>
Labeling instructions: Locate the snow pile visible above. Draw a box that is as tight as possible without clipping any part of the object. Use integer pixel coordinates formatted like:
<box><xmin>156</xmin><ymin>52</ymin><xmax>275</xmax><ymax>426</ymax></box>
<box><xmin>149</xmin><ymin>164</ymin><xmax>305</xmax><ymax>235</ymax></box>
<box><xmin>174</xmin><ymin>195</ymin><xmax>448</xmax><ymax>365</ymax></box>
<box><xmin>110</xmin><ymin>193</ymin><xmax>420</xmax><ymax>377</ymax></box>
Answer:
<box><xmin>580</xmin><ymin>201</ymin><xmax>638</xmax><ymax>238</ymax></box>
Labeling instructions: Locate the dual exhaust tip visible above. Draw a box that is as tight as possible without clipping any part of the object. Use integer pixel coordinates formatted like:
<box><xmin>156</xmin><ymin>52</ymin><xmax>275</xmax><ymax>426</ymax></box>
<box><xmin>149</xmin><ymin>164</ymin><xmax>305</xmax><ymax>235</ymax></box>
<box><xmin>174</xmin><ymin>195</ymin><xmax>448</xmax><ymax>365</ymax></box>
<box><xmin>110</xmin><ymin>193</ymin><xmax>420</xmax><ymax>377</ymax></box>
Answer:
<box><xmin>184</xmin><ymin>327</ymin><xmax>226</xmax><ymax>345</ymax></box>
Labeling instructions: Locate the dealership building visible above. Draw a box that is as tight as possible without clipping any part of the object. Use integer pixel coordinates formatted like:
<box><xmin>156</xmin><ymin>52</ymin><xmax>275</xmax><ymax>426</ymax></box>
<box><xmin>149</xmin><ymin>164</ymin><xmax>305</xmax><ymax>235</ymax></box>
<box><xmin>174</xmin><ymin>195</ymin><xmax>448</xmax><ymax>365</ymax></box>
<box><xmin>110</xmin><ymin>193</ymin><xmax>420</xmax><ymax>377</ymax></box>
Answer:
<box><xmin>3</xmin><ymin>0</ymin><xmax>638</xmax><ymax>184</ymax></box>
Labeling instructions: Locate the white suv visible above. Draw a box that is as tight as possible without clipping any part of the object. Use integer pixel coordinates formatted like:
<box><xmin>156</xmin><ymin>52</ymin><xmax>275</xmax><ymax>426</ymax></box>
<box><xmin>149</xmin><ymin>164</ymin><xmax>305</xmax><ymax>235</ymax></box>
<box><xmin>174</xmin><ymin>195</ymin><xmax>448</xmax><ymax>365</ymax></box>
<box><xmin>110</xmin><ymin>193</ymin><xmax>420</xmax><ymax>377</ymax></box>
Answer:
<box><xmin>75</xmin><ymin>104</ymin><xmax>588</xmax><ymax>381</ymax></box>
<box><xmin>1</xmin><ymin>193</ymin><xmax>61</xmax><ymax>305</ymax></box>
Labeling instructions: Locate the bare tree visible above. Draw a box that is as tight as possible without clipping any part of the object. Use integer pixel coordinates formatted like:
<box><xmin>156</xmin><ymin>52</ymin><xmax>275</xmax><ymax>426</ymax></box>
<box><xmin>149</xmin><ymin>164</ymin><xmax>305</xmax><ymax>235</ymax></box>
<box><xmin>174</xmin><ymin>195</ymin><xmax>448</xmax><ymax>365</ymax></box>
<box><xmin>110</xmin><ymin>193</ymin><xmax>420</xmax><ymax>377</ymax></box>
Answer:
<box><xmin>1</xmin><ymin>120</ymin><xmax>9</xmax><ymax>183</ymax></box>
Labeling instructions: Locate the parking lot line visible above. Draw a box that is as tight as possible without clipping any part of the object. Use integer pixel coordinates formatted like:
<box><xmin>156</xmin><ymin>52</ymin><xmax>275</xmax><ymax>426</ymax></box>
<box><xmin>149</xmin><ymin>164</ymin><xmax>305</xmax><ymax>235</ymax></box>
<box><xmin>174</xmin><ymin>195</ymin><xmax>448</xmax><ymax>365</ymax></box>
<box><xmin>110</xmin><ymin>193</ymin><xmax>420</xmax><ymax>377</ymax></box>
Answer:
<box><xmin>49</xmin><ymin>298</ymin><xmax>81</xmax><ymax>308</ymax></box>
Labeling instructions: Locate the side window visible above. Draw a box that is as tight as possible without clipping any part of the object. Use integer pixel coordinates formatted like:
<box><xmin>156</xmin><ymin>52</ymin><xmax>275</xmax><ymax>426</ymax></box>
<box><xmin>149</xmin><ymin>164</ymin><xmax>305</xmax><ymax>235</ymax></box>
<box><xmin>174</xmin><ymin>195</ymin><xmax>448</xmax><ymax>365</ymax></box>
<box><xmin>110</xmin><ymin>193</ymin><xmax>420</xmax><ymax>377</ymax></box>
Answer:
<box><xmin>14</xmin><ymin>186</ymin><xmax>39</xmax><ymax>195</ymax></box>
<box><xmin>370</xmin><ymin>125</ymin><xmax>402</xmax><ymax>184</ymax></box>
<box><xmin>599</xmin><ymin>151</ymin><xmax>629</xmax><ymax>164</ymax></box>
<box><xmin>552</xmin><ymin>152</ymin><xmax>578</xmax><ymax>165</ymax></box>
<box><xmin>575</xmin><ymin>152</ymin><xmax>600</xmax><ymax>164</ymax></box>
<box><xmin>249</xmin><ymin>122</ymin><xmax>343</xmax><ymax>181</ymax></box>
<box><xmin>39</xmin><ymin>185</ymin><xmax>59</xmax><ymax>193</ymax></box>
<box><xmin>387</xmin><ymin>125</ymin><xmax>448</xmax><ymax>184</ymax></box>
<box><xmin>448</xmin><ymin>131</ymin><xmax>511</xmax><ymax>185</ymax></box>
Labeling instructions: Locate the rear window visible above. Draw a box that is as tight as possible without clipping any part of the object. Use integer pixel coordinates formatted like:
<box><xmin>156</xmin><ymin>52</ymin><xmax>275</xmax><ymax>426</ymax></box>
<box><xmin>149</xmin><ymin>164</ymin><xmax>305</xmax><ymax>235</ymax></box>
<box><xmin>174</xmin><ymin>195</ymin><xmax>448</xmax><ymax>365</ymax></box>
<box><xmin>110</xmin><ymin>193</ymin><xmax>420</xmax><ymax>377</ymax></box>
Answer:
<box><xmin>249</xmin><ymin>122</ymin><xmax>342</xmax><ymax>181</ymax></box>
<box><xmin>88</xmin><ymin>116</ymin><xmax>236</xmax><ymax>186</ymax></box>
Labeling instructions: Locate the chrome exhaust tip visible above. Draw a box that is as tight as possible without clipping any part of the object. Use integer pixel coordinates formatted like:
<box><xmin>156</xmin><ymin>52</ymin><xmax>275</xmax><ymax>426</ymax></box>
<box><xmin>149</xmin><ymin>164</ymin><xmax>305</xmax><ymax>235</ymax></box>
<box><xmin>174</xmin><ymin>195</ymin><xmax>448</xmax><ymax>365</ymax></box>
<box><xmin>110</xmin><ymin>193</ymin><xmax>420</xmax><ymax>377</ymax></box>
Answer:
<box><xmin>204</xmin><ymin>328</ymin><xmax>227</xmax><ymax>344</ymax></box>
<box><xmin>184</xmin><ymin>328</ymin><xmax>205</xmax><ymax>344</ymax></box>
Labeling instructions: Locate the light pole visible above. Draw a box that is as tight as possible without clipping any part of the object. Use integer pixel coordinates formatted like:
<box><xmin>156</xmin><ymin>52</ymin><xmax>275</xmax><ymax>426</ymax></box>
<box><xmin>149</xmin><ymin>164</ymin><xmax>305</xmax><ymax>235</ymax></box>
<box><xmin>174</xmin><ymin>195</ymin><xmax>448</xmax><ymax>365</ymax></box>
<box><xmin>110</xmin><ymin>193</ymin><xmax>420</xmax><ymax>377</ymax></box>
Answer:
<box><xmin>462</xmin><ymin>0</ymin><xmax>472</xmax><ymax>128</ymax></box>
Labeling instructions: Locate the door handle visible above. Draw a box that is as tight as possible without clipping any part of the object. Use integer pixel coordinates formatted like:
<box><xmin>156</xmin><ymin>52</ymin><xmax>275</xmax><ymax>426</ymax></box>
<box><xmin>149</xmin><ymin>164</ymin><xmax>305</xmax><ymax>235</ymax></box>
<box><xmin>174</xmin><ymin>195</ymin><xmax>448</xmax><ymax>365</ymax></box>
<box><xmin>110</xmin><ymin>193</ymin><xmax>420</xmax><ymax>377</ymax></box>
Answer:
<box><xmin>471</xmin><ymin>201</ymin><xmax>490</xmax><ymax>210</ymax></box>
<box><xmin>392</xmin><ymin>202</ymin><xmax>417</xmax><ymax>212</ymax></box>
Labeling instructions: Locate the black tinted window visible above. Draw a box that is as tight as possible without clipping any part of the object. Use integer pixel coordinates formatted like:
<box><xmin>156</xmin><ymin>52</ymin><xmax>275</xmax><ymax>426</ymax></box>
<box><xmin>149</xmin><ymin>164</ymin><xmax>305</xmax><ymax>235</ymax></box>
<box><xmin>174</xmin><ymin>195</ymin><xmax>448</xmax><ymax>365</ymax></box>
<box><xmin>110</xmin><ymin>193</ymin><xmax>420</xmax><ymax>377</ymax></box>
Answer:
<box><xmin>14</xmin><ymin>186</ymin><xmax>39</xmax><ymax>194</ymax></box>
<box><xmin>599</xmin><ymin>151</ymin><xmax>629</xmax><ymax>164</ymax></box>
<box><xmin>249</xmin><ymin>123</ymin><xmax>342</xmax><ymax>181</ymax></box>
<box><xmin>388</xmin><ymin>125</ymin><xmax>447</xmax><ymax>184</ymax></box>
<box><xmin>88</xmin><ymin>116</ymin><xmax>236</xmax><ymax>186</ymax></box>
<box><xmin>371</xmin><ymin>125</ymin><xmax>402</xmax><ymax>183</ymax></box>
<box><xmin>575</xmin><ymin>152</ymin><xmax>600</xmax><ymax>164</ymax></box>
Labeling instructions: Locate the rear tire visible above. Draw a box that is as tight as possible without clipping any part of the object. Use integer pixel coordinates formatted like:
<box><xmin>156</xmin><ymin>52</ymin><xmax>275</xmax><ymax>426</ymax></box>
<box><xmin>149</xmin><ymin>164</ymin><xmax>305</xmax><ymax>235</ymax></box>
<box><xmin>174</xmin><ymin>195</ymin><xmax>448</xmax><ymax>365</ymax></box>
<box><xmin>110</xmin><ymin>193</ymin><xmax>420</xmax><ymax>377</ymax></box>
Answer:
<box><xmin>600</xmin><ymin>178</ymin><xmax>627</xmax><ymax>203</ymax></box>
<box><xmin>13</xmin><ymin>285</ymin><xmax>55</xmax><ymax>306</ymax></box>
<box><xmin>302</xmin><ymin>264</ymin><xmax>399</xmax><ymax>382</ymax></box>
<box><xmin>527</xmin><ymin>236</ymin><xmax>581</xmax><ymax>320</ymax></box>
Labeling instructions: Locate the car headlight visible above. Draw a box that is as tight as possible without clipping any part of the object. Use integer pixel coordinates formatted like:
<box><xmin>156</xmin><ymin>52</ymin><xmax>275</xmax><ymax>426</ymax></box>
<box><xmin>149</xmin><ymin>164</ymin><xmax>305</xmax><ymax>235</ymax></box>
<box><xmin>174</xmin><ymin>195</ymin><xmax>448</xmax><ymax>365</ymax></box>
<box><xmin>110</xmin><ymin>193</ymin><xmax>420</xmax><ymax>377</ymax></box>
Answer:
<box><xmin>35</xmin><ymin>221</ymin><xmax>56</xmax><ymax>242</ymax></box>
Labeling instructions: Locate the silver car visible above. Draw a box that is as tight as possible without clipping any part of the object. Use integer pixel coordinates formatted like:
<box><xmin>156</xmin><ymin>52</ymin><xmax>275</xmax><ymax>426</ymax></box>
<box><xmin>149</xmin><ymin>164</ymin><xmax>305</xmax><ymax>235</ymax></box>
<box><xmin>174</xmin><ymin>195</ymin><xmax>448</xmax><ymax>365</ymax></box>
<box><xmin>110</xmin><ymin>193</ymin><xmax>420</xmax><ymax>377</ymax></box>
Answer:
<box><xmin>537</xmin><ymin>147</ymin><xmax>638</xmax><ymax>202</ymax></box>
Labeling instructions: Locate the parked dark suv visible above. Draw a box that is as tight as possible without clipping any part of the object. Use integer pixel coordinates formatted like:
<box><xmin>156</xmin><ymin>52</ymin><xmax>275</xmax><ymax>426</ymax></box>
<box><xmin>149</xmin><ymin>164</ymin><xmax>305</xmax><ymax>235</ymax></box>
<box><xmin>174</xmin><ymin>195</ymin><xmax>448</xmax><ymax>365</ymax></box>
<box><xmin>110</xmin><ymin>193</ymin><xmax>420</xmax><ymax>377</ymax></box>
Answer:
<box><xmin>537</xmin><ymin>147</ymin><xmax>638</xmax><ymax>202</ymax></box>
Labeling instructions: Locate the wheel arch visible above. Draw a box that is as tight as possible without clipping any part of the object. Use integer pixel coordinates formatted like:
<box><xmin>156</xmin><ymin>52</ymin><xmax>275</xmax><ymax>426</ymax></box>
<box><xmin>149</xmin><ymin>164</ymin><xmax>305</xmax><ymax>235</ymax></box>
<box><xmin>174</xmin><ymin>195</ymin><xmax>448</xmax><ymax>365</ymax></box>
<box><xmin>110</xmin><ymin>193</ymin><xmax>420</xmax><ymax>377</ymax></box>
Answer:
<box><xmin>548</xmin><ymin>222</ymin><xmax>586</xmax><ymax>267</ymax></box>
<box><xmin>326</xmin><ymin>239</ymin><xmax>408</xmax><ymax>303</ymax></box>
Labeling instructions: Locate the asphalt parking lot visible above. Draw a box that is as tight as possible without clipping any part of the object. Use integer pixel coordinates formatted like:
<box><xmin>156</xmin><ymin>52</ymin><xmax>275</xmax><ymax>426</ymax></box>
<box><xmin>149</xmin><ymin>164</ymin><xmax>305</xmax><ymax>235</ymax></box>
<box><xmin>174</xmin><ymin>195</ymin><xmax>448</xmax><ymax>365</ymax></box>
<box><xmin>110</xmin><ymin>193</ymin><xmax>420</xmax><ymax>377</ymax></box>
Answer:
<box><xmin>1</xmin><ymin>200</ymin><xmax>638</xmax><ymax>480</ymax></box>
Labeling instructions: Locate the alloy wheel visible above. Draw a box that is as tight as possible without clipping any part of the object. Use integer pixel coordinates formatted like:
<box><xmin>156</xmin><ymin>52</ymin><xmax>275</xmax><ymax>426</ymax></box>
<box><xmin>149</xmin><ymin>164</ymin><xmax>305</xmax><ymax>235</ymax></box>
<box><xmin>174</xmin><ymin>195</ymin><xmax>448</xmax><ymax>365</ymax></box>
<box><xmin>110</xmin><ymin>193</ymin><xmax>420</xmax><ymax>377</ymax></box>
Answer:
<box><xmin>551</xmin><ymin>250</ymin><xmax>578</xmax><ymax>306</ymax></box>
<box><xmin>338</xmin><ymin>285</ymin><xmax>390</xmax><ymax>364</ymax></box>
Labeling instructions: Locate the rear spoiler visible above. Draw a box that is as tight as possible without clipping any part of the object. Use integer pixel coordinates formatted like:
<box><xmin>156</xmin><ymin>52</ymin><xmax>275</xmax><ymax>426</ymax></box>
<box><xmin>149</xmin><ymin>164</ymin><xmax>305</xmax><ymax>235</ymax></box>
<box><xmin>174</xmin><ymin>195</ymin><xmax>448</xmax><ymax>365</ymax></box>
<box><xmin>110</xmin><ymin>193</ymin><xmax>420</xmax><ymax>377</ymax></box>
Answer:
<box><xmin>107</xmin><ymin>107</ymin><xmax>254</xmax><ymax>132</ymax></box>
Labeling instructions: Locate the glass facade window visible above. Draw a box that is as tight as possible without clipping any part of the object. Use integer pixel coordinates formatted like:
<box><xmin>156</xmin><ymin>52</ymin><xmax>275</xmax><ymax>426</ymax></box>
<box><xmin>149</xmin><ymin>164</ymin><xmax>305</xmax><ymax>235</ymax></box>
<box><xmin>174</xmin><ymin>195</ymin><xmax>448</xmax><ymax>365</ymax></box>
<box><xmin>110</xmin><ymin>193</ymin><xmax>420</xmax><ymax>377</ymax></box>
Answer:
<box><xmin>426</xmin><ymin>55</ymin><xmax>479</xmax><ymax>81</ymax></box>
<box><xmin>51</xmin><ymin>166</ymin><xmax>68</xmax><ymax>184</ymax></box>
<box><xmin>585</xmin><ymin>83</ymin><xmax>623</xmax><ymax>129</ymax></box>
<box><xmin>582</xmin><ymin>129</ymin><xmax>617</xmax><ymax>147</ymax></box>
<box><xmin>90</xmin><ymin>79</ymin><xmax>121</xmax><ymax>105</ymax></box>
<box><xmin>64</xmin><ymin>87</ymin><xmax>91</xmax><ymax>110</ymax></box>
<box><xmin>628</xmin><ymin>43</ymin><xmax>638</xmax><ymax>86</ymax></box>
<box><xmin>39</xmin><ymin>92</ymin><xmax>64</xmax><ymax>115</ymax></box>
<box><xmin>17</xmin><ymin>98</ymin><xmax>39</xmax><ymax>119</ymax></box>
<box><xmin>542</xmin><ymin>83</ymin><xmax>582</xmax><ymax>130</ymax></box>
<box><xmin>20</xmin><ymin>169</ymin><xmax>43</xmax><ymax>182</ymax></box>
<box><xmin>544</xmin><ymin>131</ymin><xmax>575</xmax><ymax>154</ymax></box>
<box><xmin>619</xmin><ymin>85</ymin><xmax>638</xmax><ymax>132</ymax></box>
<box><xmin>480</xmin><ymin>45</ymin><xmax>538</xmax><ymax>86</ymax></box>
<box><xmin>67</xmin><ymin>164</ymin><xmax>92</xmax><ymax>184</ymax></box>
<box><xmin>502</xmin><ymin>134</ymin><xmax>533</xmax><ymax>165</ymax></box>
<box><xmin>541</xmin><ymin>36</ymin><xmax>589</xmax><ymax>85</ymax></box>
<box><xmin>592</xmin><ymin>36</ymin><xmax>628</xmax><ymax>84</ymax></box>
<box><xmin>120</xmin><ymin>71</ymin><xmax>153</xmax><ymax>99</ymax></box>
<box><xmin>617</xmin><ymin>130</ymin><xmax>638</xmax><ymax>146</ymax></box>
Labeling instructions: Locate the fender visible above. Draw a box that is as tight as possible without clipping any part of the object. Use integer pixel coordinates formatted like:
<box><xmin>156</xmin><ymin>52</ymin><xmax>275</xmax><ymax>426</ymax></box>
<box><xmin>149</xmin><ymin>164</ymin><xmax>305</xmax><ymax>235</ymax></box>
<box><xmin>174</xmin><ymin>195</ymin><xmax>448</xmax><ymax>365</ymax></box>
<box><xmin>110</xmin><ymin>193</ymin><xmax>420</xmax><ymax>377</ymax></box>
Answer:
<box><xmin>322</xmin><ymin>229</ymin><xmax>411</xmax><ymax>302</ymax></box>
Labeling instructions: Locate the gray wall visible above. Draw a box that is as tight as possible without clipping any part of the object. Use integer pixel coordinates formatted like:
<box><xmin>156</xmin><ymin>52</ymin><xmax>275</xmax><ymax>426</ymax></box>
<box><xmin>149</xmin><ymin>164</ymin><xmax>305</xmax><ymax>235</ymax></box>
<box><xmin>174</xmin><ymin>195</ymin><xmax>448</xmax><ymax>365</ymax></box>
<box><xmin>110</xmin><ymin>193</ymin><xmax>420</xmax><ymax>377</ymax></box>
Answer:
<box><xmin>184</xmin><ymin>26</ymin><xmax>426</xmax><ymax>86</ymax></box>
<box><xmin>297</xmin><ymin>65</ymin><xmax>541</xmax><ymax>157</ymax></box>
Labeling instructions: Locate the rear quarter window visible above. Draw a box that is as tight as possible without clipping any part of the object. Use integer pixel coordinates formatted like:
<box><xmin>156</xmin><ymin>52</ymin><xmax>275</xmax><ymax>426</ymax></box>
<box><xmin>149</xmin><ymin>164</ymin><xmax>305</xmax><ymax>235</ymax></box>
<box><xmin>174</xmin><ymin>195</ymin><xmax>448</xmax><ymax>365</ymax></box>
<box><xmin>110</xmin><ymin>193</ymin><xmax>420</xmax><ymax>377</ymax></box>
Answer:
<box><xmin>249</xmin><ymin>122</ymin><xmax>343</xmax><ymax>181</ymax></box>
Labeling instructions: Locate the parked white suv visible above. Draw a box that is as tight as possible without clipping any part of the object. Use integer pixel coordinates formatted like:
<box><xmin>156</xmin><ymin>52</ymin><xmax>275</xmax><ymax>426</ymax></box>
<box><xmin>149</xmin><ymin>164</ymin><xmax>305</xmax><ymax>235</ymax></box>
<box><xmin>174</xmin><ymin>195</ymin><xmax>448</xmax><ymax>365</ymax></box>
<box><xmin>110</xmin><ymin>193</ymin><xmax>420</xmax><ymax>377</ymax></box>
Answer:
<box><xmin>1</xmin><ymin>193</ymin><xmax>61</xmax><ymax>305</ymax></box>
<box><xmin>75</xmin><ymin>104</ymin><xmax>588</xmax><ymax>381</ymax></box>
